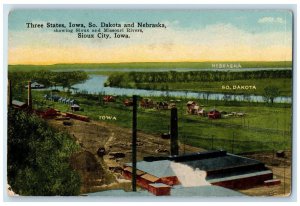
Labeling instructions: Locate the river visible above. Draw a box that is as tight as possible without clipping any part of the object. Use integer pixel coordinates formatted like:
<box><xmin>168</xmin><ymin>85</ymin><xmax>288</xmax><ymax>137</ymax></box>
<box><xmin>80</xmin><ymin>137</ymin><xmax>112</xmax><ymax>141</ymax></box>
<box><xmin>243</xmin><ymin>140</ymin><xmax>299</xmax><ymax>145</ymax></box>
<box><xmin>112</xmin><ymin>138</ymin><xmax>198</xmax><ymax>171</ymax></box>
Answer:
<box><xmin>61</xmin><ymin>75</ymin><xmax>291</xmax><ymax>104</ymax></box>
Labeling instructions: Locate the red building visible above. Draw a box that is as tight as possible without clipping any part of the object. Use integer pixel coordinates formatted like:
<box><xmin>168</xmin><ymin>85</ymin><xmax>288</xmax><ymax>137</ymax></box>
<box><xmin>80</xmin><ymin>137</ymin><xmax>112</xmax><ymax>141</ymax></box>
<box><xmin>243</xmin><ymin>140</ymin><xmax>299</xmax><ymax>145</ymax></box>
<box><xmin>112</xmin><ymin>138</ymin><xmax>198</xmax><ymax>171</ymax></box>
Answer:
<box><xmin>148</xmin><ymin>183</ymin><xmax>171</xmax><ymax>196</ymax></box>
<box><xmin>208</xmin><ymin>109</ymin><xmax>221</xmax><ymax>119</ymax></box>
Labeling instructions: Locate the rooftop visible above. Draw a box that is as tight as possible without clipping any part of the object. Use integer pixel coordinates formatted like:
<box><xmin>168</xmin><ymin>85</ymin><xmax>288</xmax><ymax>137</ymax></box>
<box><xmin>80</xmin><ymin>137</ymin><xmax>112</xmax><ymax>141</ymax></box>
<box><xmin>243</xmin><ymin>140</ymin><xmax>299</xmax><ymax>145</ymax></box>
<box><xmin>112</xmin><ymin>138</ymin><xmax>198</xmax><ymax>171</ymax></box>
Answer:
<box><xmin>125</xmin><ymin>160</ymin><xmax>176</xmax><ymax>178</ymax></box>
<box><xmin>148</xmin><ymin>183</ymin><xmax>171</xmax><ymax>188</ymax></box>
<box><xmin>181</xmin><ymin>153</ymin><xmax>263</xmax><ymax>172</ymax></box>
<box><xmin>141</xmin><ymin>174</ymin><xmax>160</xmax><ymax>182</ymax></box>
<box><xmin>12</xmin><ymin>100</ymin><xmax>26</xmax><ymax>107</ymax></box>
<box><xmin>86</xmin><ymin>185</ymin><xmax>244</xmax><ymax>197</ymax></box>
<box><xmin>132</xmin><ymin>151</ymin><xmax>271</xmax><ymax>182</ymax></box>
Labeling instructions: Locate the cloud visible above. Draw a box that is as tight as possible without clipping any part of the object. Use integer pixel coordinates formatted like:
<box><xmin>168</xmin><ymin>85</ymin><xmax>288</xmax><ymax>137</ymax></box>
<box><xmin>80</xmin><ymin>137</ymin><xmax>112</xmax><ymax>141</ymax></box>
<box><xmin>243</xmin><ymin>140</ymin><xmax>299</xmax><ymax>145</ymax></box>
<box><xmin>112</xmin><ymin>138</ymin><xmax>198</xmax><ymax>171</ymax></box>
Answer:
<box><xmin>258</xmin><ymin>17</ymin><xmax>285</xmax><ymax>24</ymax></box>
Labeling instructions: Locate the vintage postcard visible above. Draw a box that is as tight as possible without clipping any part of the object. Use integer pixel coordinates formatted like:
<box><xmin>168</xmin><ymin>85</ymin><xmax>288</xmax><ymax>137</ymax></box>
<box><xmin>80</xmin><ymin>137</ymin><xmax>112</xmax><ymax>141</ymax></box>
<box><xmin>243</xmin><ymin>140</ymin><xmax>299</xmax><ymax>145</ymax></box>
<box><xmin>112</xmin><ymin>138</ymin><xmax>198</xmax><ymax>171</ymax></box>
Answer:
<box><xmin>6</xmin><ymin>8</ymin><xmax>293</xmax><ymax>198</ymax></box>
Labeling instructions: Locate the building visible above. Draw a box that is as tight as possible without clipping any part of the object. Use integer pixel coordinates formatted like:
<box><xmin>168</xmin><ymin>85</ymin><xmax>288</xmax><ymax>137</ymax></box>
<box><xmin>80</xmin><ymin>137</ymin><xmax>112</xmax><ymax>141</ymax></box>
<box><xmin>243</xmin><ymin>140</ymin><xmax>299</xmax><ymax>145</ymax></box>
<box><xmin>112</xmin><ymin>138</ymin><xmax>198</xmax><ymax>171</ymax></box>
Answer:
<box><xmin>123</xmin><ymin>150</ymin><xmax>274</xmax><ymax>195</ymax></box>
<box><xmin>71</xmin><ymin>104</ymin><xmax>80</xmax><ymax>111</ymax></box>
<box><xmin>120</xmin><ymin>103</ymin><xmax>273</xmax><ymax>196</ymax></box>
<box><xmin>148</xmin><ymin>183</ymin><xmax>171</xmax><ymax>196</ymax></box>
<box><xmin>208</xmin><ymin>109</ymin><xmax>221</xmax><ymax>119</ymax></box>
<box><xmin>187</xmin><ymin>101</ymin><xmax>204</xmax><ymax>115</ymax></box>
<box><xmin>123</xmin><ymin>159</ymin><xmax>180</xmax><ymax>193</ymax></box>
<box><xmin>25</xmin><ymin>81</ymin><xmax>45</xmax><ymax>89</ymax></box>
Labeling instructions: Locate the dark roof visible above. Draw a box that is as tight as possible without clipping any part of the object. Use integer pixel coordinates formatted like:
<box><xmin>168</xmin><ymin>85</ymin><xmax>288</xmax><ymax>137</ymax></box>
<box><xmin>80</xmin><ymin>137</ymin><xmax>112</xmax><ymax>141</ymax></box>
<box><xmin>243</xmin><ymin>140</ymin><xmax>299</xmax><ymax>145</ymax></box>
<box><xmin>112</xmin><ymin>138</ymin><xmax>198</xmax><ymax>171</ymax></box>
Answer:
<box><xmin>130</xmin><ymin>151</ymin><xmax>270</xmax><ymax>184</ymax></box>
<box><xmin>208</xmin><ymin>170</ymin><xmax>273</xmax><ymax>183</ymax></box>
<box><xmin>181</xmin><ymin>153</ymin><xmax>262</xmax><ymax>172</ymax></box>
<box><xmin>179</xmin><ymin>153</ymin><xmax>269</xmax><ymax>180</ymax></box>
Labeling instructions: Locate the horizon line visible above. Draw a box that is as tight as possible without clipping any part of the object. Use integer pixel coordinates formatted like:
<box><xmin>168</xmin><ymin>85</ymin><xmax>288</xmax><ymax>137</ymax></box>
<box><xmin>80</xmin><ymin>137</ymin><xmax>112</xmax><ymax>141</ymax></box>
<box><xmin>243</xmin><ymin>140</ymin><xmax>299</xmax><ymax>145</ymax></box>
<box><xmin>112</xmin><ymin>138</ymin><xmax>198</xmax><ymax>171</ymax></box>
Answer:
<box><xmin>8</xmin><ymin>60</ymin><xmax>293</xmax><ymax>66</ymax></box>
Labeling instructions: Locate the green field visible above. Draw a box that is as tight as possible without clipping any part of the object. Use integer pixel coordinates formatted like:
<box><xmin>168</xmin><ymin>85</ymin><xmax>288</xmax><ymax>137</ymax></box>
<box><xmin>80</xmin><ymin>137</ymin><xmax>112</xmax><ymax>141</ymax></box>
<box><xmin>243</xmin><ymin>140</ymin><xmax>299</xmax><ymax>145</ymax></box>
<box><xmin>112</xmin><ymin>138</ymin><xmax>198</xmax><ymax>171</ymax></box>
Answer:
<box><xmin>8</xmin><ymin>61</ymin><xmax>292</xmax><ymax>72</ymax></box>
<box><xmin>30</xmin><ymin>90</ymin><xmax>292</xmax><ymax>154</ymax></box>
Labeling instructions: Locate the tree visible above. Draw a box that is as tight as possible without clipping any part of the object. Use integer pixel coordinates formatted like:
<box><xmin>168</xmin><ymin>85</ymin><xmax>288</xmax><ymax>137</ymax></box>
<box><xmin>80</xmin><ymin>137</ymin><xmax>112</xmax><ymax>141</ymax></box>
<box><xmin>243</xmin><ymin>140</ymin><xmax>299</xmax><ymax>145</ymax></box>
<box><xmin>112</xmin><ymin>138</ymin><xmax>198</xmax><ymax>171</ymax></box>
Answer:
<box><xmin>7</xmin><ymin>109</ymin><xmax>81</xmax><ymax>195</ymax></box>
<box><xmin>263</xmin><ymin>86</ymin><xmax>280</xmax><ymax>104</ymax></box>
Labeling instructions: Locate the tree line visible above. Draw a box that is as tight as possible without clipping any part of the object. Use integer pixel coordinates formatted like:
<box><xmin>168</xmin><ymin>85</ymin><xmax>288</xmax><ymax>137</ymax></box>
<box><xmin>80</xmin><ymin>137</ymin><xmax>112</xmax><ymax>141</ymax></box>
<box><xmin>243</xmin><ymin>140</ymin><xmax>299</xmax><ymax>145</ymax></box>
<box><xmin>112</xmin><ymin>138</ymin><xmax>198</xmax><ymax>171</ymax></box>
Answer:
<box><xmin>105</xmin><ymin>70</ymin><xmax>292</xmax><ymax>87</ymax></box>
<box><xmin>8</xmin><ymin>70</ymin><xmax>88</xmax><ymax>98</ymax></box>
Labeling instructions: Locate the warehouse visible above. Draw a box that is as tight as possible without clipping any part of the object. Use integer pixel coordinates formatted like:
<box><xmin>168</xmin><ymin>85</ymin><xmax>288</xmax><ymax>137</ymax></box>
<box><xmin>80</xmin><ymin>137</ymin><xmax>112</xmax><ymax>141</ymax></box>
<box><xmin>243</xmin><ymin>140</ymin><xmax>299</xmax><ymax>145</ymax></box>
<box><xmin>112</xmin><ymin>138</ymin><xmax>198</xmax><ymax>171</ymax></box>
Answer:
<box><xmin>123</xmin><ymin>150</ymin><xmax>273</xmax><ymax>195</ymax></box>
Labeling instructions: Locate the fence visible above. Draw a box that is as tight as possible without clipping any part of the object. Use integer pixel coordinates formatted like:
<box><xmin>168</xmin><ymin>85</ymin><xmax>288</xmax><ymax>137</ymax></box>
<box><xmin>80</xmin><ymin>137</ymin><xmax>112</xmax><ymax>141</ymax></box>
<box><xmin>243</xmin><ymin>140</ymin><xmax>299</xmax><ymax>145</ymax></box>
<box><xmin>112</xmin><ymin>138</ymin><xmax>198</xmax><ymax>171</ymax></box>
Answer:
<box><xmin>180</xmin><ymin>134</ymin><xmax>290</xmax><ymax>155</ymax></box>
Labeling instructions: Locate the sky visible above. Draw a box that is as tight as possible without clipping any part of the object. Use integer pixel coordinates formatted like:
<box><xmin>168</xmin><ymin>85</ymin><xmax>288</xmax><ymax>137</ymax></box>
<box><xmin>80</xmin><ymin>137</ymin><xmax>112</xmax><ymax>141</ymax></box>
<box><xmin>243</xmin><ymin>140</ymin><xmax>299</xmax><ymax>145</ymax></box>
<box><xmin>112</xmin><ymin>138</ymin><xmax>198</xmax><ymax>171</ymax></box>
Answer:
<box><xmin>8</xmin><ymin>10</ymin><xmax>293</xmax><ymax>65</ymax></box>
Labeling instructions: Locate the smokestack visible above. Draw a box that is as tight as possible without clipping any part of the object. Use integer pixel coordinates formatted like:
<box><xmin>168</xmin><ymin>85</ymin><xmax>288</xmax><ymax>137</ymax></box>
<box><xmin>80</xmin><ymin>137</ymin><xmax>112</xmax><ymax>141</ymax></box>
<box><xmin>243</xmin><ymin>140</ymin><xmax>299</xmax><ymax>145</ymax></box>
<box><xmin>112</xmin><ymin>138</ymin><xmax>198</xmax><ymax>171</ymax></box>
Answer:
<box><xmin>132</xmin><ymin>95</ymin><xmax>138</xmax><ymax>191</ymax></box>
<box><xmin>8</xmin><ymin>80</ymin><xmax>12</xmax><ymax>107</ymax></box>
<box><xmin>28</xmin><ymin>81</ymin><xmax>32</xmax><ymax>110</ymax></box>
<box><xmin>170</xmin><ymin>107</ymin><xmax>179</xmax><ymax>156</ymax></box>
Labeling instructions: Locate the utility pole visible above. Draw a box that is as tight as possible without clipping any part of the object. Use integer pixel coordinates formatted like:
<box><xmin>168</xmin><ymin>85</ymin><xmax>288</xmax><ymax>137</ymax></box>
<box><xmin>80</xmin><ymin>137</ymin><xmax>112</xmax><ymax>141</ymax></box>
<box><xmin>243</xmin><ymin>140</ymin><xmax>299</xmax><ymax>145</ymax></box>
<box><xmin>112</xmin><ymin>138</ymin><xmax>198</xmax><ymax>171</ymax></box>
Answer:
<box><xmin>170</xmin><ymin>107</ymin><xmax>179</xmax><ymax>156</ymax></box>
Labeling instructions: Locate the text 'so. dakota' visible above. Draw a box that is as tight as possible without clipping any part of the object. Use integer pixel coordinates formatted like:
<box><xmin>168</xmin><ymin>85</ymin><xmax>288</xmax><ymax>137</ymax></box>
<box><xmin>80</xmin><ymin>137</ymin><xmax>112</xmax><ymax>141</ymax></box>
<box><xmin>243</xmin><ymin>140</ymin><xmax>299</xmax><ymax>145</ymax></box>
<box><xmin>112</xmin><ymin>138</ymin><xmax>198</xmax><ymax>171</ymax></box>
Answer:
<box><xmin>222</xmin><ymin>85</ymin><xmax>257</xmax><ymax>90</ymax></box>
